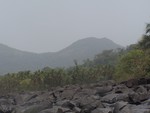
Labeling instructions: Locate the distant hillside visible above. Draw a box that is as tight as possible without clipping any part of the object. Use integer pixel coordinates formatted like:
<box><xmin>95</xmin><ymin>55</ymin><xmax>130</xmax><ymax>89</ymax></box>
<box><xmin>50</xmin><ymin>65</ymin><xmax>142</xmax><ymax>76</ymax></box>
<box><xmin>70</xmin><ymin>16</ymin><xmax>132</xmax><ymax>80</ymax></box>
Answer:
<box><xmin>0</xmin><ymin>37</ymin><xmax>122</xmax><ymax>74</ymax></box>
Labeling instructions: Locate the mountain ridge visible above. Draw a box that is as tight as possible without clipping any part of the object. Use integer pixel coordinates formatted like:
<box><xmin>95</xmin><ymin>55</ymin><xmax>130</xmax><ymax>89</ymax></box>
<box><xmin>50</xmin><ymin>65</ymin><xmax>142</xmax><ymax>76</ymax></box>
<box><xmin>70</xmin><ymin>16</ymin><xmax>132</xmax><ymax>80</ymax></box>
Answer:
<box><xmin>0</xmin><ymin>37</ymin><xmax>122</xmax><ymax>74</ymax></box>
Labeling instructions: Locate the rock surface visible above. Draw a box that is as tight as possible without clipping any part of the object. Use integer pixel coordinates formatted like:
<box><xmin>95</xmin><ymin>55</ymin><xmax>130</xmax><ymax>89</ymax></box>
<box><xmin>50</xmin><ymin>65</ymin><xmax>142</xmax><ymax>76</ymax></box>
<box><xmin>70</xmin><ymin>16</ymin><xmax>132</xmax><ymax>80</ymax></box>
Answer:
<box><xmin>0</xmin><ymin>78</ymin><xmax>150</xmax><ymax>113</ymax></box>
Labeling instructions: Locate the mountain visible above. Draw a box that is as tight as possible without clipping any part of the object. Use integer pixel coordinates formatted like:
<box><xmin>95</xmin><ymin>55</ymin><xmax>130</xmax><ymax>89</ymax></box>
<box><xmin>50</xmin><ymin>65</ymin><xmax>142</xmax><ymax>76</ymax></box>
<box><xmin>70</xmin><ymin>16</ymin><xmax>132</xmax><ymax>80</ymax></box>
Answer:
<box><xmin>0</xmin><ymin>37</ymin><xmax>122</xmax><ymax>74</ymax></box>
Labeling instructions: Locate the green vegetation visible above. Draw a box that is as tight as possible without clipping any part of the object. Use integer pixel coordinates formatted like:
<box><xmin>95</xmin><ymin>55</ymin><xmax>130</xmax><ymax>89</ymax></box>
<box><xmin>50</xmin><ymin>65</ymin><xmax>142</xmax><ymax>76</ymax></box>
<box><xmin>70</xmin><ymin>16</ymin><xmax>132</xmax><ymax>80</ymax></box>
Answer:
<box><xmin>83</xmin><ymin>49</ymin><xmax>121</xmax><ymax>66</ymax></box>
<box><xmin>0</xmin><ymin>47</ymin><xmax>121</xmax><ymax>93</ymax></box>
<box><xmin>0</xmin><ymin>24</ymin><xmax>150</xmax><ymax>93</ymax></box>
<box><xmin>115</xmin><ymin>23</ymin><xmax>150</xmax><ymax>81</ymax></box>
<box><xmin>115</xmin><ymin>49</ymin><xmax>150</xmax><ymax>81</ymax></box>
<box><xmin>0</xmin><ymin>65</ymin><xmax>115</xmax><ymax>93</ymax></box>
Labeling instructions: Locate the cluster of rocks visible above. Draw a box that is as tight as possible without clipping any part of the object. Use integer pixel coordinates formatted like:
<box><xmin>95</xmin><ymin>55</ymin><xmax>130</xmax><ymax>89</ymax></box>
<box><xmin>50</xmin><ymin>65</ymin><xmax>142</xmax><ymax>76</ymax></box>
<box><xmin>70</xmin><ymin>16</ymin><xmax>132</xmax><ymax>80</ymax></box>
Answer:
<box><xmin>0</xmin><ymin>78</ymin><xmax>150</xmax><ymax>113</ymax></box>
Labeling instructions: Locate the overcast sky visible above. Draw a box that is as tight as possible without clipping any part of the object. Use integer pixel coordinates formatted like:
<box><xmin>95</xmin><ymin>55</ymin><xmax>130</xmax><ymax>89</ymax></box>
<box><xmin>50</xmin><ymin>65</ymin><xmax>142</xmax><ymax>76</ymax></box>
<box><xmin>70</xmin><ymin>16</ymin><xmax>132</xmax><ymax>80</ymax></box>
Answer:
<box><xmin>0</xmin><ymin>0</ymin><xmax>149</xmax><ymax>53</ymax></box>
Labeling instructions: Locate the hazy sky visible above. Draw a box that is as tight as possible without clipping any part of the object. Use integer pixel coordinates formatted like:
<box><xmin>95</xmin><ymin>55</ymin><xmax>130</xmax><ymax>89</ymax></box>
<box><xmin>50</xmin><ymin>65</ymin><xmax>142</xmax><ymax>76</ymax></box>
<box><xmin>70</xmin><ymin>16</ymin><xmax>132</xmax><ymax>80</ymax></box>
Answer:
<box><xmin>0</xmin><ymin>0</ymin><xmax>149</xmax><ymax>53</ymax></box>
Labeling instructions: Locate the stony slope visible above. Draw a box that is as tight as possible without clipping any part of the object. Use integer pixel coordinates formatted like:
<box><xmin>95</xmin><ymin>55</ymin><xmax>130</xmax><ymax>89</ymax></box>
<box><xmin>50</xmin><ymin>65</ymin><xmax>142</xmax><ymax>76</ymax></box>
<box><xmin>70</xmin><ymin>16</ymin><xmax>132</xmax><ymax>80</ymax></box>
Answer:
<box><xmin>0</xmin><ymin>78</ymin><xmax>150</xmax><ymax>113</ymax></box>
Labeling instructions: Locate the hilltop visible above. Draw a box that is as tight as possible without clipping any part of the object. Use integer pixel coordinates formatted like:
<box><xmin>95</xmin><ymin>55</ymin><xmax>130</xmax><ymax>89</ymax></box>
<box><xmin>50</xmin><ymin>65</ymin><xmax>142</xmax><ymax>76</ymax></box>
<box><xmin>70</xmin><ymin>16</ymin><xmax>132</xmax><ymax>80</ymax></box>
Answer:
<box><xmin>0</xmin><ymin>37</ymin><xmax>122</xmax><ymax>74</ymax></box>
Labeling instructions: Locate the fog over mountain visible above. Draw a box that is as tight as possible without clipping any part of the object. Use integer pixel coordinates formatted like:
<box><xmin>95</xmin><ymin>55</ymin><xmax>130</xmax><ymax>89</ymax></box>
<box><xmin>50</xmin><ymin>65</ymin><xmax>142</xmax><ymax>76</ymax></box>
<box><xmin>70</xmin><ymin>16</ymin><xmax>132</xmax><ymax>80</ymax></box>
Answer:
<box><xmin>0</xmin><ymin>37</ymin><xmax>122</xmax><ymax>74</ymax></box>
<box><xmin>0</xmin><ymin>0</ymin><xmax>149</xmax><ymax>53</ymax></box>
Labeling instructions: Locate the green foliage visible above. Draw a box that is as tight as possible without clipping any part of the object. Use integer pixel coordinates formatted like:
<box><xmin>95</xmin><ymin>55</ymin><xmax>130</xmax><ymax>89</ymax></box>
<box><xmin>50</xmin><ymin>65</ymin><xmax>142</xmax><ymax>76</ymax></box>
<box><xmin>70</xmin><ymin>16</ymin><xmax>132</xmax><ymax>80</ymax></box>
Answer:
<box><xmin>138</xmin><ymin>35</ymin><xmax>150</xmax><ymax>50</ymax></box>
<box><xmin>0</xmin><ymin>63</ymin><xmax>115</xmax><ymax>93</ymax></box>
<box><xmin>83</xmin><ymin>49</ymin><xmax>123</xmax><ymax>67</ymax></box>
<box><xmin>93</xmin><ymin>50</ymin><xmax>118</xmax><ymax>66</ymax></box>
<box><xmin>1</xmin><ymin>23</ymin><xmax>150</xmax><ymax>93</ymax></box>
<box><xmin>146</xmin><ymin>23</ymin><xmax>150</xmax><ymax>34</ymax></box>
<box><xmin>138</xmin><ymin>23</ymin><xmax>150</xmax><ymax>50</ymax></box>
<box><xmin>115</xmin><ymin>49</ymin><xmax>150</xmax><ymax>81</ymax></box>
<box><xmin>114</xmin><ymin>23</ymin><xmax>150</xmax><ymax>81</ymax></box>
<box><xmin>20</xmin><ymin>79</ymin><xmax>32</xmax><ymax>90</ymax></box>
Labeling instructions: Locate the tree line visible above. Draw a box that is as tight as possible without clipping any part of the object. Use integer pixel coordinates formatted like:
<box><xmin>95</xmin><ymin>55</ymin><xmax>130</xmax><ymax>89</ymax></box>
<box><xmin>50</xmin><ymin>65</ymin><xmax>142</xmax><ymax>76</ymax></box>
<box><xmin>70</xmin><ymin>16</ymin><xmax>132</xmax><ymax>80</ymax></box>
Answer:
<box><xmin>0</xmin><ymin>24</ymin><xmax>149</xmax><ymax>93</ymax></box>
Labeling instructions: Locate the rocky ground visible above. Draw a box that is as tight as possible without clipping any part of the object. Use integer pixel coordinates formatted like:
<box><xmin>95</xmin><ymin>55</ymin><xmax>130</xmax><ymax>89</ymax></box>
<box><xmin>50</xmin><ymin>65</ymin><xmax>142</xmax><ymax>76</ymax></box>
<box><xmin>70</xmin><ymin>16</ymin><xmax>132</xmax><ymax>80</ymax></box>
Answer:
<box><xmin>0</xmin><ymin>78</ymin><xmax>150</xmax><ymax>113</ymax></box>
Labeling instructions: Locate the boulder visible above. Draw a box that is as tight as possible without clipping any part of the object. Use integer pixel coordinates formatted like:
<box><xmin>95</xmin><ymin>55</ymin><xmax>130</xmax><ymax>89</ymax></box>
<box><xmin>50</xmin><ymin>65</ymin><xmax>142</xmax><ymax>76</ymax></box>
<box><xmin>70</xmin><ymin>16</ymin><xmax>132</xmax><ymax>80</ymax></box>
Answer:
<box><xmin>114</xmin><ymin>84</ymin><xmax>130</xmax><ymax>94</ymax></box>
<box><xmin>75</xmin><ymin>96</ymin><xmax>96</xmax><ymax>107</ymax></box>
<box><xmin>81</xmin><ymin>104</ymin><xmax>96</xmax><ymax>113</ymax></box>
<box><xmin>91</xmin><ymin>108</ymin><xmax>112</xmax><ymax>113</ymax></box>
<box><xmin>39</xmin><ymin>109</ymin><xmax>53</xmax><ymax>113</ymax></box>
<box><xmin>95</xmin><ymin>85</ymin><xmax>113</xmax><ymax>97</ymax></box>
<box><xmin>73</xmin><ymin>107</ymin><xmax>81</xmax><ymax>113</ymax></box>
<box><xmin>101</xmin><ymin>93</ymin><xmax>128</xmax><ymax>104</ymax></box>
<box><xmin>0</xmin><ymin>98</ymin><xmax>14</xmax><ymax>113</ymax></box>
<box><xmin>61</xmin><ymin>101</ymin><xmax>75</xmax><ymax>110</ymax></box>
<box><xmin>113</xmin><ymin>101</ymin><xmax>128</xmax><ymax>113</ymax></box>
<box><xmin>19</xmin><ymin>101</ymin><xmax>52</xmax><ymax>113</ymax></box>
<box><xmin>130</xmin><ymin>105</ymin><xmax>150</xmax><ymax>113</ymax></box>
<box><xmin>116</xmin><ymin>105</ymin><xmax>132</xmax><ymax>113</ymax></box>
<box><xmin>134</xmin><ymin>86</ymin><xmax>147</xmax><ymax>93</ymax></box>
<box><xmin>128</xmin><ymin>92</ymin><xmax>149</xmax><ymax>104</ymax></box>
<box><xmin>40</xmin><ymin>106</ymin><xmax>70</xmax><ymax>113</ymax></box>
<box><xmin>60</xmin><ymin>89</ymin><xmax>76</xmax><ymax>100</ymax></box>
<box><xmin>0</xmin><ymin>79</ymin><xmax>150</xmax><ymax>113</ymax></box>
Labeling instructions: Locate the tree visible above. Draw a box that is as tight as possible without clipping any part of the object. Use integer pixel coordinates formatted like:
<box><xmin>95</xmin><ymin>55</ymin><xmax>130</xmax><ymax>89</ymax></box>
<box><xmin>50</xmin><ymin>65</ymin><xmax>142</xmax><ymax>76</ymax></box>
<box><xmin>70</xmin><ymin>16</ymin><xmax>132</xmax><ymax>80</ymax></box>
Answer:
<box><xmin>138</xmin><ymin>23</ymin><xmax>150</xmax><ymax>50</ymax></box>
<box><xmin>84</xmin><ymin>49</ymin><xmax>120</xmax><ymax>66</ymax></box>
<box><xmin>146</xmin><ymin>23</ymin><xmax>150</xmax><ymax>35</ymax></box>
<box><xmin>115</xmin><ymin>50</ymin><xmax>150</xmax><ymax>81</ymax></box>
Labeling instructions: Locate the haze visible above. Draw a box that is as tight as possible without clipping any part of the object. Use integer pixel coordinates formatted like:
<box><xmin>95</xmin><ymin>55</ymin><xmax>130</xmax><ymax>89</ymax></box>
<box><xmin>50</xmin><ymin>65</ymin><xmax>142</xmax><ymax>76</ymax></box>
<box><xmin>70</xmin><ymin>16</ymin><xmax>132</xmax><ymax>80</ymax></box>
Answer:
<box><xmin>0</xmin><ymin>0</ymin><xmax>149</xmax><ymax>53</ymax></box>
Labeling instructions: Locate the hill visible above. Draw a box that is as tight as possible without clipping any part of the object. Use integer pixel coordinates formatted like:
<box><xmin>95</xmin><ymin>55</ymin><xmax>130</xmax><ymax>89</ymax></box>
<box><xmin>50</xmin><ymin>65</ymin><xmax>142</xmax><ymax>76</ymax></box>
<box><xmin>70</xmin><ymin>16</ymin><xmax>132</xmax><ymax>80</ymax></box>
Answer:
<box><xmin>0</xmin><ymin>37</ymin><xmax>122</xmax><ymax>74</ymax></box>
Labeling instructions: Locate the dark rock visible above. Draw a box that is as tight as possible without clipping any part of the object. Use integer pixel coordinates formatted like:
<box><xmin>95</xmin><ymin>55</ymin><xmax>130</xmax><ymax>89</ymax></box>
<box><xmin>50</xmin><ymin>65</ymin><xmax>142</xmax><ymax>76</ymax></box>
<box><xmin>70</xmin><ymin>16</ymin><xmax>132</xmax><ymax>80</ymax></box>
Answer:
<box><xmin>144</xmin><ymin>84</ymin><xmax>150</xmax><ymax>91</ymax></box>
<box><xmin>44</xmin><ymin>106</ymin><xmax>70</xmax><ymax>113</ymax></box>
<box><xmin>116</xmin><ymin>105</ymin><xmax>132</xmax><ymax>113</ymax></box>
<box><xmin>60</xmin><ymin>88</ymin><xmax>80</xmax><ymax>100</ymax></box>
<box><xmin>130</xmin><ymin>104</ymin><xmax>150</xmax><ymax>113</ymax></box>
<box><xmin>73</xmin><ymin>88</ymin><xmax>96</xmax><ymax>101</ymax></box>
<box><xmin>134</xmin><ymin>86</ymin><xmax>147</xmax><ymax>93</ymax></box>
<box><xmin>73</xmin><ymin>107</ymin><xmax>81</xmax><ymax>113</ymax></box>
<box><xmin>114</xmin><ymin>84</ymin><xmax>130</xmax><ymax>94</ymax></box>
<box><xmin>124</xmin><ymin>79</ymin><xmax>138</xmax><ymax>88</ymax></box>
<box><xmin>56</xmin><ymin>100</ymin><xmax>69</xmax><ymax>106</ymax></box>
<box><xmin>113</xmin><ymin>101</ymin><xmax>128</xmax><ymax>113</ymax></box>
<box><xmin>101</xmin><ymin>94</ymin><xmax>118</xmax><ymax>104</ymax></box>
<box><xmin>95</xmin><ymin>85</ymin><xmax>113</xmax><ymax>96</ymax></box>
<box><xmin>0</xmin><ymin>98</ymin><xmax>15</xmax><ymax>113</ymax></box>
<box><xmin>128</xmin><ymin>92</ymin><xmax>149</xmax><ymax>104</ymax></box>
<box><xmin>61</xmin><ymin>101</ymin><xmax>75</xmax><ymax>110</ymax></box>
<box><xmin>138</xmin><ymin>78</ymin><xmax>148</xmax><ymax>85</ymax></box>
<box><xmin>14</xmin><ymin>92</ymin><xmax>41</xmax><ymax>106</ymax></box>
<box><xmin>147</xmin><ymin>78</ymin><xmax>150</xmax><ymax>84</ymax></box>
<box><xmin>81</xmin><ymin>88</ymin><xmax>96</xmax><ymax>96</ymax></box>
<box><xmin>24</xmin><ymin>94</ymin><xmax>38</xmax><ymax>102</ymax></box>
<box><xmin>75</xmin><ymin>96</ymin><xmax>96</xmax><ymax>107</ymax></box>
<box><xmin>91</xmin><ymin>100</ymin><xmax>104</xmax><ymax>108</ymax></box>
<box><xmin>39</xmin><ymin>109</ymin><xmax>53</xmax><ymax>113</ymax></box>
<box><xmin>80</xmin><ymin>100</ymin><xmax>103</xmax><ymax>113</ymax></box>
<box><xmin>91</xmin><ymin>95</ymin><xmax>100</xmax><ymax>100</ymax></box>
<box><xmin>39</xmin><ymin>107</ymin><xmax>71</xmax><ymax>113</ymax></box>
<box><xmin>57</xmin><ymin>108</ymin><xmax>64</xmax><ymax>113</ymax></box>
<box><xmin>0</xmin><ymin>79</ymin><xmax>150</xmax><ymax>113</ymax></box>
<box><xmin>81</xmin><ymin>104</ymin><xmax>96</xmax><ymax>113</ymax></box>
<box><xmin>101</xmin><ymin>93</ymin><xmax>128</xmax><ymax>104</ymax></box>
<box><xmin>20</xmin><ymin>101</ymin><xmax>52</xmax><ymax>113</ymax></box>
<box><xmin>132</xmin><ymin>109</ymin><xmax>150</xmax><ymax>113</ymax></box>
<box><xmin>91</xmin><ymin>108</ymin><xmax>112</xmax><ymax>113</ymax></box>
<box><xmin>121</xmin><ymin>77</ymin><xmax>150</xmax><ymax>88</ymax></box>
<box><xmin>102</xmin><ymin>103</ymin><xmax>115</xmax><ymax>108</ymax></box>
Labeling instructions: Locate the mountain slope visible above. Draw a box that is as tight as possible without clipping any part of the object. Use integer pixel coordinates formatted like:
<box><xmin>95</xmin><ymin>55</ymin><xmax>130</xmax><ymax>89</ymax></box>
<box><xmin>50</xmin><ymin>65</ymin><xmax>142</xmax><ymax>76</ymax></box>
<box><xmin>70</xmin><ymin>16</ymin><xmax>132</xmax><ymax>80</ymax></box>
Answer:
<box><xmin>43</xmin><ymin>37</ymin><xmax>122</xmax><ymax>67</ymax></box>
<box><xmin>0</xmin><ymin>37</ymin><xmax>122</xmax><ymax>74</ymax></box>
<box><xmin>0</xmin><ymin>44</ymin><xmax>40</xmax><ymax>74</ymax></box>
